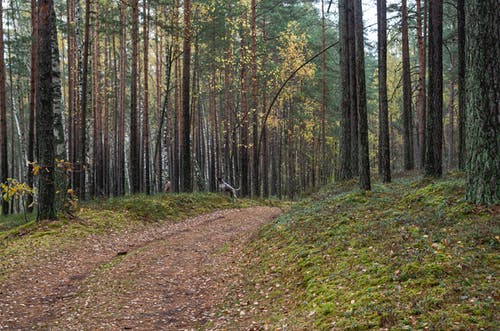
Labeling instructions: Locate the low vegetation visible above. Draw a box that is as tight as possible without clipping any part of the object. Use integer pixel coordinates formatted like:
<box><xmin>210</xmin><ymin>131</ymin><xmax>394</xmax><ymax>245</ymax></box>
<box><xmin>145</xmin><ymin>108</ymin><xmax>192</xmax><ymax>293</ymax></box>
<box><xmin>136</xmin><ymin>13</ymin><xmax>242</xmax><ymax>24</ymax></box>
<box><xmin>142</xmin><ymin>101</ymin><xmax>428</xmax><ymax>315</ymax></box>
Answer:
<box><xmin>217</xmin><ymin>174</ymin><xmax>499</xmax><ymax>329</ymax></box>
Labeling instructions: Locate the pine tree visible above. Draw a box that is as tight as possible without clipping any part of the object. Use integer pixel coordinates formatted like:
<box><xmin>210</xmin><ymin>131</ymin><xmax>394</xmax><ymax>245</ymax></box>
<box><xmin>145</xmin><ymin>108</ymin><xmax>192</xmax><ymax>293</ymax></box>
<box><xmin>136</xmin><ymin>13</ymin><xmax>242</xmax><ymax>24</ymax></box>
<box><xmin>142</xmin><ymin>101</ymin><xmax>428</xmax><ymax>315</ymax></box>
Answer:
<box><xmin>465</xmin><ymin>0</ymin><xmax>499</xmax><ymax>204</ymax></box>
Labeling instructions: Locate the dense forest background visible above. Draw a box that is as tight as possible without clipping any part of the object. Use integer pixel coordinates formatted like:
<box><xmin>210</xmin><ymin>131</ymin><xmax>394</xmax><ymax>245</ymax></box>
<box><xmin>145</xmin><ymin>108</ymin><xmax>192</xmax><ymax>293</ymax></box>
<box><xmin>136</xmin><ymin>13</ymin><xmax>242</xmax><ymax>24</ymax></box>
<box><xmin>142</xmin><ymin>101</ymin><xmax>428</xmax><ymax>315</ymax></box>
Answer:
<box><xmin>0</xmin><ymin>0</ymin><xmax>497</xmax><ymax>218</ymax></box>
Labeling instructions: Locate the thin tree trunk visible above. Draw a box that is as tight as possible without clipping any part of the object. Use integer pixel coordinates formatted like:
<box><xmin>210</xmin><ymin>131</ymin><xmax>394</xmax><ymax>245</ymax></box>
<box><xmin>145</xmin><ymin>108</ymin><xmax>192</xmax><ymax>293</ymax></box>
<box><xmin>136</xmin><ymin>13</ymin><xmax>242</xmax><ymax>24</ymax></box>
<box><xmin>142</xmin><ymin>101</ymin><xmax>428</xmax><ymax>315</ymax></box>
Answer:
<box><xmin>378</xmin><ymin>0</ymin><xmax>391</xmax><ymax>182</ymax></box>
<box><xmin>130</xmin><ymin>0</ymin><xmax>140</xmax><ymax>193</ymax></box>
<box><xmin>347</xmin><ymin>0</ymin><xmax>358</xmax><ymax>177</ymax></box>
<box><xmin>402</xmin><ymin>0</ymin><xmax>414</xmax><ymax>170</ymax></box>
<box><xmin>0</xmin><ymin>1</ymin><xmax>8</xmax><ymax>215</ymax></box>
<box><xmin>143</xmin><ymin>0</ymin><xmax>151</xmax><ymax>194</ymax></box>
<box><xmin>354</xmin><ymin>0</ymin><xmax>371</xmax><ymax>190</ymax></box>
<box><xmin>27</xmin><ymin>0</ymin><xmax>38</xmax><ymax>213</ymax></box>
<box><xmin>416</xmin><ymin>0</ymin><xmax>427</xmax><ymax>169</ymax></box>
<box><xmin>251</xmin><ymin>0</ymin><xmax>259</xmax><ymax>197</ymax></box>
<box><xmin>457</xmin><ymin>0</ymin><xmax>466</xmax><ymax>170</ymax></box>
<box><xmin>79</xmin><ymin>0</ymin><xmax>91</xmax><ymax>199</ymax></box>
<box><xmin>181</xmin><ymin>0</ymin><xmax>192</xmax><ymax>192</ymax></box>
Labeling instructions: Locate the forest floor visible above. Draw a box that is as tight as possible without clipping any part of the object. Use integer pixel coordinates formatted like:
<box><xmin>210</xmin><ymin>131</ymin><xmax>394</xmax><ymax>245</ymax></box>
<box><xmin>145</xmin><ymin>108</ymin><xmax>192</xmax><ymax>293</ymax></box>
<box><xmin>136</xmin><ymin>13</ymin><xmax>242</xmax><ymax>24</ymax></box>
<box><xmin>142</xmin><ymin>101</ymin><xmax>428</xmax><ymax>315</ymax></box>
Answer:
<box><xmin>0</xmin><ymin>197</ymin><xmax>281</xmax><ymax>330</ymax></box>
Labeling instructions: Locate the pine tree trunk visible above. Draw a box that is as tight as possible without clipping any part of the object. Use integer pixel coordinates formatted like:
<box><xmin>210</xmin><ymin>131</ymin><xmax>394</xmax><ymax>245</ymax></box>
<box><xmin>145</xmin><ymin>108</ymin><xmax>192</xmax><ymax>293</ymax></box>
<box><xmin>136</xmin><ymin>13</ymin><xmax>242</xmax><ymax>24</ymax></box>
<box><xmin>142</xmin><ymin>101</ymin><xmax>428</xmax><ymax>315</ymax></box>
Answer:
<box><xmin>354</xmin><ymin>0</ymin><xmax>371</xmax><ymax>190</ymax></box>
<box><xmin>424</xmin><ymin>0</ymin><xmax>443</xmax><ymax>177</ymax></box>
<box><xmin>337</xmin><ymin>0</ymin><xmax>352</xmax><ymax>181</ymax></box>
<box><xmin>416</xmin><ymin>0</ymin><xmax>427</xmax><ymax>169</ymax></box>
<box><xmin>143</xmin><ymin>0</ymin><xmax>151</xmax><ymax>194</ymax></box>
<box><xmin>465</xmin><ymin>0</ymin><xmax>499</xmax><ymax>205</ymax></box>
<box><xmin>378</xmin><ymin>0</ymin><xmax>391</xmax><ymax>183</ymax></box>
<box><xmin>130</xmin><ymin>0</ymin><xmax>140</xmax><ymax>193</ymax></box>
<box><xmin>457</xmin><ymin>0</ymin><xmax>466</xmax><ymax>170</ymax></box>
<box><xmin>251</xmin><ymin>0</ymin><xmax>259</xmax><ymax>197</ymax></box>
<box><xmin>347</xmin><ymin>0</ymin><xmax>358</xmax><ymax>176</ymax></box>
<box><xmin>36</xmin><ymin>0</ymin><xmax>56</xmax><ymax>220</ymax></box>
<box><xmin>181</xmin><ymin>0</ymin><xmax>192</xmax><ymax>192</ymax></box>
<box><xmin>27</xmin><ymin>0</ymin><xmax>38</xmax><ymax>212</ymax></box>
<box><xmin>240</xmin><ymin>30</ymin><xmax>249</xmax><ymax>196</ymax></box>
<box><xmin>402</xmin><ymin>0</ymin><xmax>414</xmax><ymax>170</ymax></box>
<box><xmin>0</xmin><ymin>1</ymin><xmax>8</xmax><ymax>215</ymax></box>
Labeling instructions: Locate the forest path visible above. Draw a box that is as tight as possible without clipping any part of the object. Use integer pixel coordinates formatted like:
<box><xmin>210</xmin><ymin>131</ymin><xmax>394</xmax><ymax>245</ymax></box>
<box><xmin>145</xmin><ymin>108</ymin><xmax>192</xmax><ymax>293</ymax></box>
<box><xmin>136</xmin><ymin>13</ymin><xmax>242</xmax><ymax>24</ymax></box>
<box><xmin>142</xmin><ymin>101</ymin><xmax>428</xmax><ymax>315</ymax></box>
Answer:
<box><xmin>0</xmin><ymin>206</ymin><xmax>281</xmax><ymax>330</ymax></box>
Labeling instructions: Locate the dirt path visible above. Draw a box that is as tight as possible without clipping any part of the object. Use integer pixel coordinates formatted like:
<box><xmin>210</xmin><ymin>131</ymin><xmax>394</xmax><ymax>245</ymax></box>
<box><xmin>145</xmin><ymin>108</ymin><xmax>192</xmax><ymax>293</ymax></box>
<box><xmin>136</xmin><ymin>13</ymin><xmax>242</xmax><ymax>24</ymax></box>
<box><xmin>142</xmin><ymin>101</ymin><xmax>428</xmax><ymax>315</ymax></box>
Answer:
<box><xmin>0</xmin><ymin>206</ymin><xmax>281</xmax><ymax>330</ymax></box>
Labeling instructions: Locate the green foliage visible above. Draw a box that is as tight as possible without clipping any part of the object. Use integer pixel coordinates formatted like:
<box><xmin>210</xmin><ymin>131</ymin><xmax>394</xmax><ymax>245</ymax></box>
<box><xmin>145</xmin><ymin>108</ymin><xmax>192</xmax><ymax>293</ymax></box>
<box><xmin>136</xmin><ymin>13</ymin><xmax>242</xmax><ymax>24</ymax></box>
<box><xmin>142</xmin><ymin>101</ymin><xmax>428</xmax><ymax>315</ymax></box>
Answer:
<box><xmin>227</xmin><ymin>175</ymin><xmax>499</xmax><ymax>329</ymax></box>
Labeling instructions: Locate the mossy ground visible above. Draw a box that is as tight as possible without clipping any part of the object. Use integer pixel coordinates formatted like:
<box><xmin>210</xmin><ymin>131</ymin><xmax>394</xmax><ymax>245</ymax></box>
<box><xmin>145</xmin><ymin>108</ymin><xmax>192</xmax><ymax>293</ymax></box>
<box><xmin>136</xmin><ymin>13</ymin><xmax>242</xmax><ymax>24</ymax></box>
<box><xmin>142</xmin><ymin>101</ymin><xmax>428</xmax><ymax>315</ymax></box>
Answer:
<box><xmin>222</xmin><ymin>173</ymin><xmax>499</xmax><ymax>330</ymax></box>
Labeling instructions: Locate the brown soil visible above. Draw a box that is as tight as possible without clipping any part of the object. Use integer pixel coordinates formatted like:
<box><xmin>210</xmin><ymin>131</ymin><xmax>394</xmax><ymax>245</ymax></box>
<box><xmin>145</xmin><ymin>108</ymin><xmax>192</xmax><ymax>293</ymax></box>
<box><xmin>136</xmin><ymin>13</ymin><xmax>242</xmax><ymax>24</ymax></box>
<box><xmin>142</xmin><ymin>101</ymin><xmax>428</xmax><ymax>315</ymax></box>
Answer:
<box><xmin>0</xmin><ymin>206</ymin><xmax>281</xmax><ymax>330</ymax></box>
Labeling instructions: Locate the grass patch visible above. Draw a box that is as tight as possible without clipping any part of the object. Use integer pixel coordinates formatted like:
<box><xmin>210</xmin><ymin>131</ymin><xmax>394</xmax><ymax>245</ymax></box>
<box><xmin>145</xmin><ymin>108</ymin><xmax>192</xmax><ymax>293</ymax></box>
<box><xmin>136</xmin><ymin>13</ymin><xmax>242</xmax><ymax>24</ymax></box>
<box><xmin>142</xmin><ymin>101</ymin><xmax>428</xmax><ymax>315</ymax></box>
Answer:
<box><xmin>224</xmin><ymin>174</ymin><xmax>499</xmax><ymax>330</ymax></box>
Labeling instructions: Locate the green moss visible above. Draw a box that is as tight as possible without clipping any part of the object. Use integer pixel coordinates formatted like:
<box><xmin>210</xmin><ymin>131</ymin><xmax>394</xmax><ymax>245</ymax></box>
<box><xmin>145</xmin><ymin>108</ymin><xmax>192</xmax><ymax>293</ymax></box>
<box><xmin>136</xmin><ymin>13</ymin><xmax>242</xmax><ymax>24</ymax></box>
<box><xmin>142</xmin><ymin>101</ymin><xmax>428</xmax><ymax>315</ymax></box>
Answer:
<box><xmin>225</xmin><ymin>174</ymin><xmax>500</xmax><ymax>330</ymax></box>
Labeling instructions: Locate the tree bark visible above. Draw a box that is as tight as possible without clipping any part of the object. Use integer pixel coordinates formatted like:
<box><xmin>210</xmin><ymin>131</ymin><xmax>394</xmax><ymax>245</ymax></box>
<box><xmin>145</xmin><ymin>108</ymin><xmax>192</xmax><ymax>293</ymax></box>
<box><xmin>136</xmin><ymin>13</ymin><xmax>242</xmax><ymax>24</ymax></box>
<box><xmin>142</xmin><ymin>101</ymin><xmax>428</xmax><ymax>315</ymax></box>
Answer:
<box><xmin>143</xmin><ymin>0</ymin><xmax>151</xmax><ymax>194</ymax></box>
<box><xmin>416</xmin><ymin>0</ymin><xmax>427</xmax><ymax>169</ymax></box>
<box><xmin>79</xmin><ymin>0</ymin><xmax>91</xmax><ymax>199</ymax></box>
<box><xmin>36</xmin><ymin>0</ymin><xmax>56</xmax><ymax>220</ymax></box>
<box><xmin>424</xmin><ymin>0</ymin><xmax>443</xmax><ymax>177</ymax></box>
<box><xmin>378</xmin><ymin>0</ymin><xmax>391</xmax><ymax>183</ymax></box>
<box><xmin>457</xmin><ymin>0</ymin><xmax>466</xmax><ymax>170</ymax></box>
<box><xmin>0</xmin><ymin>0</ymin><xmax>8</xmax><ymax>214</ymax></box>
<box><xmin>130</xmin><ymin>0</ymin><xmax>140</xmax><ymax>193</ymax></box>
<box><xmin>402</xmin><ymin>0</ymin><xmax>414</xmax><ymax>170</ymax></box>
<box><xmin>181</xmin><ymin>0</ymin><xmax>192</xmax><ymax>192</ymax></box>
<box><xmin>354</xmin><ymin>0</ymin><xmax>371</xmax><ymax>190</ymax></box>
<box><xmin>337</xmin><ymin>0</ymin><xmax>352</xmax><ymax>181</ymax></box>
<box><xmin>465</xmin><ymin>0</ymin><xmax>499</xmax><ymax>204</ymax></box>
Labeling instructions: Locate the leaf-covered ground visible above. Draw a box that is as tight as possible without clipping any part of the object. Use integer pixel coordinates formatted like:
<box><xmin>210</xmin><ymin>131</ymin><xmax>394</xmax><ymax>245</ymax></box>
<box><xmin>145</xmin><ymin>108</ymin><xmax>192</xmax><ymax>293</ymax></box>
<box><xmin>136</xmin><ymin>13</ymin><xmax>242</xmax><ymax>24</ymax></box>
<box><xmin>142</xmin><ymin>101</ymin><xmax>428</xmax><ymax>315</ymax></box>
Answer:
<box><xmin>211</xmin><ymin>174</ymin><xmax>499</xmax><ymax>330</ymax></box>
<box><xmin>0</xmin><ymin>193</ymin><xmax>282</xmax><ymax>330</ymax></box>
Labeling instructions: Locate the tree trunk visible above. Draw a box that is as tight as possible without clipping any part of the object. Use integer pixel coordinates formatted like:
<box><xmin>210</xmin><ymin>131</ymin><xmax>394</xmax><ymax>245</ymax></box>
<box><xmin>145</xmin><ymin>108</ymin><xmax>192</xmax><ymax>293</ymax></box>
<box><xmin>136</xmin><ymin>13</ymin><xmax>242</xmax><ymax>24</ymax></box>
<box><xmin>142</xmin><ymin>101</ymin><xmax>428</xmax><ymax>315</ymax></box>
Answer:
<box><xmin>79</xmin><ymin>0</ymin><xmax>91</xmax><ymax>199</ymax></box>
<box><xmin>251</xmin><ymin>0</ymin><xmax>259</xmax><ymax>197</ymax></box>
<box><xmin>181</xmin><ymin>0</ymin><xmax>192</xmax><ymax>192</ymax></box>
<box><xmin>378</xmin><ymin>0</ymin><xmax>391</xmax><ymax>183</ymax></box>
<box><xmin>347</xmin><ymin>0</ymin><xmax>358</xmax><ymax>176</ymax></box>
<box><xmin>354</xmin><ymin>0</ymin><xmax>371</xmax><ymax>190</ymax></box>
<box><xmin>0</xmin><ymin>0</ymin><xmax>8</xmax><ymax>214</ymax></box>
<box><xmin>143</xmin><ymin>0</ymin><xmax>151</xmax><ymax>194</ymax></box>
<box><xmin>337</xmin><ymin>0</ymin><xmax>352</xmax><ymax>181</ymax></box>
<box><xmin>416</xmin><ymin>0</ymin><xmax>427</xmax><ymax>169</ymax></box>
<box><xmin>465</xmin><ymin>0</ymin><xmax>499</xmax><ymax>205</ymax></box>
<box><xmin>402</xmin><ymin>0</ymin><xmax>414</xmax><ymax>170</ymax></box>
<box><xmin>457</xmin><ymin>0</ymin><xmax>466</xmax><ymax>170</ymax></box>
<box><xmin>424</xmin><ymin>0</ymin><xmax>443</xmax><ymax>177</ymax></box>
<box><xmin>130</xmin><ymin>0</ymin><xmax>140</xmax><ymax>193</ymax></box>
<box><xmin>36</xmin><ymin>0</ymin><xmax>56</xmax><ymax>220</ymax></box>
<box><xmin>27</xmin><ymin>0</ymin><xmax>38</xmax><ymax>212</ymax></box>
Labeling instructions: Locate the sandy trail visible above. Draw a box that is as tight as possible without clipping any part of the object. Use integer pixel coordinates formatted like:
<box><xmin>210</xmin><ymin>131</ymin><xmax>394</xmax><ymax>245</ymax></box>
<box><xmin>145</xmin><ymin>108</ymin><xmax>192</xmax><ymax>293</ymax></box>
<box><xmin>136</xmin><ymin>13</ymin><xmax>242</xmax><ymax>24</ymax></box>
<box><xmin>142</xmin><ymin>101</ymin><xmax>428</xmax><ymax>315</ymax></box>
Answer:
<box><xmin>0</xmin><ymin>206</ymin><xmax>281</xmax><ymax>330</ymax></box>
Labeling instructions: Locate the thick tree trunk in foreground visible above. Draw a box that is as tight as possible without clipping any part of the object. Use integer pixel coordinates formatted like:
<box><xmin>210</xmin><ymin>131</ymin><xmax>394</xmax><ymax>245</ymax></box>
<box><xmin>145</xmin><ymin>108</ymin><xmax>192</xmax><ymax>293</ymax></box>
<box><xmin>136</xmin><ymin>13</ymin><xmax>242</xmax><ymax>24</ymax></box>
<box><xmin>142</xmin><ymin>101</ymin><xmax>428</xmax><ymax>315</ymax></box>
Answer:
<box><xmin>37</xmin><ymin>0</ymin><xmax>56</xmax><ymax>220</ymax></box>
<box><xmin>465</xmin><ymin>0</ymin><xmax>499</xmax><ymax>205</ymax></box>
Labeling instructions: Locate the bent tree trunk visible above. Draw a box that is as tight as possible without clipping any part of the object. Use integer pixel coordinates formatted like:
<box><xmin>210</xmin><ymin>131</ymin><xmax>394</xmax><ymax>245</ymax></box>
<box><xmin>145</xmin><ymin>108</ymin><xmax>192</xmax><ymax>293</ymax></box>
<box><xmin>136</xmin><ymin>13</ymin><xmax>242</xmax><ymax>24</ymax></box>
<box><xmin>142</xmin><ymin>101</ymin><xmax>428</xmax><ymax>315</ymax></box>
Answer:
<box><xmin>465</xmin><ymin>0</ymin><xmax>500</xmax><ymax>205</ymax></box>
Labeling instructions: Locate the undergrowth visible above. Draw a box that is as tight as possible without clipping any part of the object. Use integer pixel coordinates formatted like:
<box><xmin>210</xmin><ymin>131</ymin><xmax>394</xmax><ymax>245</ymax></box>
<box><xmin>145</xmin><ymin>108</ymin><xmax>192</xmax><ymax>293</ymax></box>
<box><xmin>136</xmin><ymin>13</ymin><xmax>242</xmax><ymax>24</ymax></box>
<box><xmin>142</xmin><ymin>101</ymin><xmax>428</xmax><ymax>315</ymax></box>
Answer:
<box><xmin>221</xmin><ymin>174</ymin><xmax>499</xmax><ymax>330</ymax></box>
